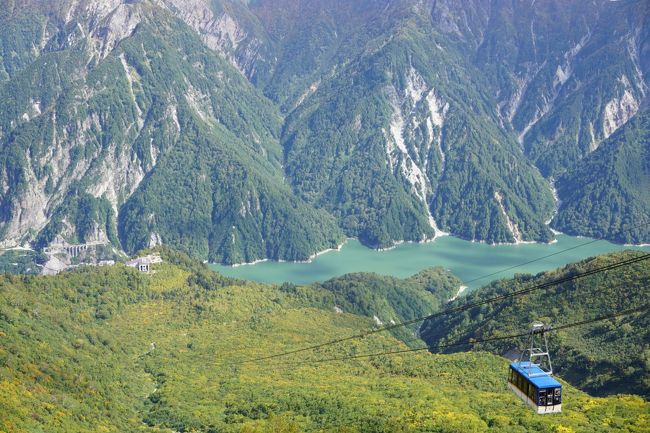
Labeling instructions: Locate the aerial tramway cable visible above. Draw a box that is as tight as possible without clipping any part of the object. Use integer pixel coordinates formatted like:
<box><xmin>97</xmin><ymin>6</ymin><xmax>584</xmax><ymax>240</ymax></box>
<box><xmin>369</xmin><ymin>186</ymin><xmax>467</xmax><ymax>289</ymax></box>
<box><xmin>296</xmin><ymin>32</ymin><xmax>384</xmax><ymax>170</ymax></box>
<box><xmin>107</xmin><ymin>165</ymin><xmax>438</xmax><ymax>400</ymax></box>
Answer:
<box><xmin>255</xmin><ymin>304</ymin><xmax>649</xmax><ymax>367</ymax></box>
<box><xmin>243</xmin><ymin>252</ymin><xmax>650</xmax><ymax>363</ymax></box>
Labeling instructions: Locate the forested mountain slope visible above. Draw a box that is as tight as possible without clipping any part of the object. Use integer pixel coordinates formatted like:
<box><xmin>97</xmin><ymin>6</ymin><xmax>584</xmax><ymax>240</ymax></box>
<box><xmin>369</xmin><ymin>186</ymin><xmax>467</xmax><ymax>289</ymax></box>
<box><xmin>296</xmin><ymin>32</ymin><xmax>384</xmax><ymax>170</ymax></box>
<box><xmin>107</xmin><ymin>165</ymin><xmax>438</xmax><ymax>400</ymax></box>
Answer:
<box><xmin>419</xmin><ymin>250</ymin><xmax>650</xmax><ymax>398</ymax></box>
<box><xmin>433</xmin><ymin>0</ymin><xmax>649</xmax><ymax>176</ymax></box>
<box><xmin>1</xmin><ymin>251</ymin><xmax>648</xmax><ymax>432</ymax></box>
<box><xmin>553</xmin><ymin>110</ymin><xmax>650</xmax><ymax>244</ymax></box>
<box><xmin>0</xmin><ymin>0</ymin><xmax>343</xmax><ymax>264</ymax></box>
<box><xmin>278</xmin><ymin>5</ymin><xmax>555</xmax><ymax>246</ymax></box>
<box><xmin>0</xmin><ymin>0</ymin><xmax>648</xmax><ymax>264</ymax></box>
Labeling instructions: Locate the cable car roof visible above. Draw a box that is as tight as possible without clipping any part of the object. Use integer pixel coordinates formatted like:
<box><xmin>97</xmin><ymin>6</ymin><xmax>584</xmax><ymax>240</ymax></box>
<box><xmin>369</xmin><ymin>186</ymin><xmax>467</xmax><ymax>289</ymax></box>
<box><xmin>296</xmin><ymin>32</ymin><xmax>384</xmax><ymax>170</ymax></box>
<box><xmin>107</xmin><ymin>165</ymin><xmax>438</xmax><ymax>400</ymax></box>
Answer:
<box><xmin>510</xmin><ymin>361</ymin><xmax>562</xmax><ymax>388</ymax></box>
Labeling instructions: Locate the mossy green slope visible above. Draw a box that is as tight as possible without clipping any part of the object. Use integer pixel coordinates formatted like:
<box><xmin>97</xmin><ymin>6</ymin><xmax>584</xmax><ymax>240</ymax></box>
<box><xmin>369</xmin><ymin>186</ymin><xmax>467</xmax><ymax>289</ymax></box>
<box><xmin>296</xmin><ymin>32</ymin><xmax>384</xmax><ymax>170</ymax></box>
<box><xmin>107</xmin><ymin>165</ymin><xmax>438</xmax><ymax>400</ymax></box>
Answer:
<box><xmin>1</xmin><ymin>252</ymin><xmax>648</xmax><ymax>432</ymax></box>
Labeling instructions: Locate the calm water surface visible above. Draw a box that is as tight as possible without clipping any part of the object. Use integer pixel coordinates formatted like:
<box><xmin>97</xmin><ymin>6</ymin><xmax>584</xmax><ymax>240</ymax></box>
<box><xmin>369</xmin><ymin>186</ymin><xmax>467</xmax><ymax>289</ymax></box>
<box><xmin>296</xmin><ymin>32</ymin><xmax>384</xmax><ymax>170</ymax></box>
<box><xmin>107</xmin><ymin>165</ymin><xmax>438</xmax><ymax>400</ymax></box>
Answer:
<box><xmin>210</xmin><ymin>235</ymin><xmax>650</xmax><ymax>290</ymax></box>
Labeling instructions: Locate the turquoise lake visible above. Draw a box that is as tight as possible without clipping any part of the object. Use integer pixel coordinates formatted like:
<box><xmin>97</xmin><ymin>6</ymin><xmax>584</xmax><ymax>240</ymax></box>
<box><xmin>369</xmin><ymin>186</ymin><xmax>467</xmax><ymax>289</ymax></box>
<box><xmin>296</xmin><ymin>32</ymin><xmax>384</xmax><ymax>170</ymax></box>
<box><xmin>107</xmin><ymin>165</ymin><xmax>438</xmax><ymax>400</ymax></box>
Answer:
<box><xmin>210</xmin><ymin>235</ymin><xmax>650</xmax><ymax>290</ymax></box>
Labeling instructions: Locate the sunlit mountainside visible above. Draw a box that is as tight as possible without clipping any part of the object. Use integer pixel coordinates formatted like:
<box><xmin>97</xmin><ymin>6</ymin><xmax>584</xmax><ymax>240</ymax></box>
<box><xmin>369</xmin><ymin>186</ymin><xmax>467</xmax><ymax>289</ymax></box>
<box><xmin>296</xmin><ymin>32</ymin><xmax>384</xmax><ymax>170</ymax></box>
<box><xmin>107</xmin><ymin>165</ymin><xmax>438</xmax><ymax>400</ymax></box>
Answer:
<box><xmin>1</xmin><ymin>248</ymin><xmax>648</xmax><ymax>432</ymax></box>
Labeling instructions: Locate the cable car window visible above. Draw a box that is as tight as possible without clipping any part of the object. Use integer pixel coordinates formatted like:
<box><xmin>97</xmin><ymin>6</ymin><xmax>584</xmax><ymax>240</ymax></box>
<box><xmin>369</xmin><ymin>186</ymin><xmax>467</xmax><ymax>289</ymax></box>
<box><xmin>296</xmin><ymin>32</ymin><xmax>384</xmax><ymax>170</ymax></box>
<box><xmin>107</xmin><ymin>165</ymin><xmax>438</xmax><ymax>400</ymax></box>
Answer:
<box><xmin>554</xmin><ymin>388</ymin><xmax>561</xmax><ymax>404</ymax></box>
<box><xmin>538</xmin><ymin>389</ymin><xmax>546</xmax><ymax>406</ymax></box>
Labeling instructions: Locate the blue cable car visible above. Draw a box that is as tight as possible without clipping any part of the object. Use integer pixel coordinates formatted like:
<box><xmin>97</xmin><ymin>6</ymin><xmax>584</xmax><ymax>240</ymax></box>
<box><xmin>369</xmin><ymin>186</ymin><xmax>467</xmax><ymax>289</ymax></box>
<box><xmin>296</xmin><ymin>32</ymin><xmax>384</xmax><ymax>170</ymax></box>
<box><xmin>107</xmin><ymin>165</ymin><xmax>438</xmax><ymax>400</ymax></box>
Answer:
<box><xmin>508</xmin><ymin>361</ymin><xmax>562</xmax><ymax>414</ymax></box>
<box><xmin>507</xmin><ymin>322</ymin><xmax>562</xmax><ymax>414</ymax></box>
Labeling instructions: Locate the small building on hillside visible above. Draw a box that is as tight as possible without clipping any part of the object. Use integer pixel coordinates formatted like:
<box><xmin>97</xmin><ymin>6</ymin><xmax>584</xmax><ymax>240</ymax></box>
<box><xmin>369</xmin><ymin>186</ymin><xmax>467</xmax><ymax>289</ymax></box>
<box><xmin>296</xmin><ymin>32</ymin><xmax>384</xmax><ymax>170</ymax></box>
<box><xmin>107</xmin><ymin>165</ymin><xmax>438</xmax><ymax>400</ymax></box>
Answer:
<box><xmin>126</xmin><ymin>257</ymin><xmax>150</xmax><ymax>273</ymax></box>
<box><xmin>126</xmin><ymin>254</ymin><xmax>162</xmax><ymax>273</ymax></box>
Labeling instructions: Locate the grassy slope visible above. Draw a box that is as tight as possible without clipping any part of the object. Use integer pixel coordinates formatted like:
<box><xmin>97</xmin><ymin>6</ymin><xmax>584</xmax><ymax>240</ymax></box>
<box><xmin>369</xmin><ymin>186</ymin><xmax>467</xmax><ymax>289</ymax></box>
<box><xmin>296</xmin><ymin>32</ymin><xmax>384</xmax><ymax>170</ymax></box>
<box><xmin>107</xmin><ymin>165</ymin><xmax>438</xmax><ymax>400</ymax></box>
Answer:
<box><xmin>0</xmin><ymin>257</ymin><xmax>648</xmax><ymax>432</ymax></box>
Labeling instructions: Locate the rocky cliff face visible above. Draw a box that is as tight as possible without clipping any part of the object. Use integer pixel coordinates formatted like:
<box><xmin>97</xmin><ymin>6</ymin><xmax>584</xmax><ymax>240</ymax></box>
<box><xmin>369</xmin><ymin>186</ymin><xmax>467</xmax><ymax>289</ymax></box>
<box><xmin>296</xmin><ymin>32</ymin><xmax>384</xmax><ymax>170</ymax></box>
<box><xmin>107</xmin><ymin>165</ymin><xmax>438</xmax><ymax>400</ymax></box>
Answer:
<box><xmin>553</xmin><ymin>110</ymin><xmax>650</xmax><ymax>245</ymax></box>
<box><xmin>1</xmin><ymin>0</ymin><xmax>151</xmax><ymax>248</ymax></box>
<box><xmin>156</xmin><ymin>0</ymin><xmax>273</xmax><ymax>81</ymax></box>
<box><xmin>435</xmin><ymin>0</ymin><xmax>649</xmax><ymax>177</ymax></box>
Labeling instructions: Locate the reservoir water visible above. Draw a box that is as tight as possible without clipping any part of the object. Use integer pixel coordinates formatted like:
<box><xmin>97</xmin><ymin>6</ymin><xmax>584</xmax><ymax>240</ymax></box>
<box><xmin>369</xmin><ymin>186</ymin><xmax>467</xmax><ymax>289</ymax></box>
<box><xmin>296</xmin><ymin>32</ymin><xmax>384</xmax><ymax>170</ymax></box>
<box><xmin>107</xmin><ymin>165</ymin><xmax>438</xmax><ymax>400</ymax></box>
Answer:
<box><xmin>210</xmin><ymin>235</ymin><xmax>650</xmax><ymax>290</ymax></box>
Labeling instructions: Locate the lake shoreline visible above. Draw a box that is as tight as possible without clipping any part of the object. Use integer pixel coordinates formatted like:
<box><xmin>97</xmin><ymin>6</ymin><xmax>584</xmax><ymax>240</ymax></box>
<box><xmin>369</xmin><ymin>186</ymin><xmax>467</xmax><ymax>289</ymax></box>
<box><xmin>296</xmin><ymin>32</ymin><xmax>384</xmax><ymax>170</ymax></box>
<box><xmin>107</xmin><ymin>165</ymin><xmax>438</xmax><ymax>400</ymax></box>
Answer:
<box><xmin>211</xmin><ymin>235</ymin><xmax>650</xmax><ymax>288</ymax></box>
<box><xmin>218</xmin><ymin>234</ymin><xmax>650</xmax><ymax>268</ymax></box>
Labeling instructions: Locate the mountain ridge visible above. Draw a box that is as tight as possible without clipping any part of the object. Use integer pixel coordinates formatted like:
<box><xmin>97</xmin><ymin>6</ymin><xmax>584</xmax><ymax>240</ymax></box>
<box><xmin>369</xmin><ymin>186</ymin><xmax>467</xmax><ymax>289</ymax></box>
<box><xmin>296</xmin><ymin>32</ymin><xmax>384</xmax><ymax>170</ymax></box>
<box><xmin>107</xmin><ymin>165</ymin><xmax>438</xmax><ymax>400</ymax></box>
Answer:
<box><xmin>0</xmin><ymin>0</ymin><xmax>648</xmax><ymax>265</ymax></box>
